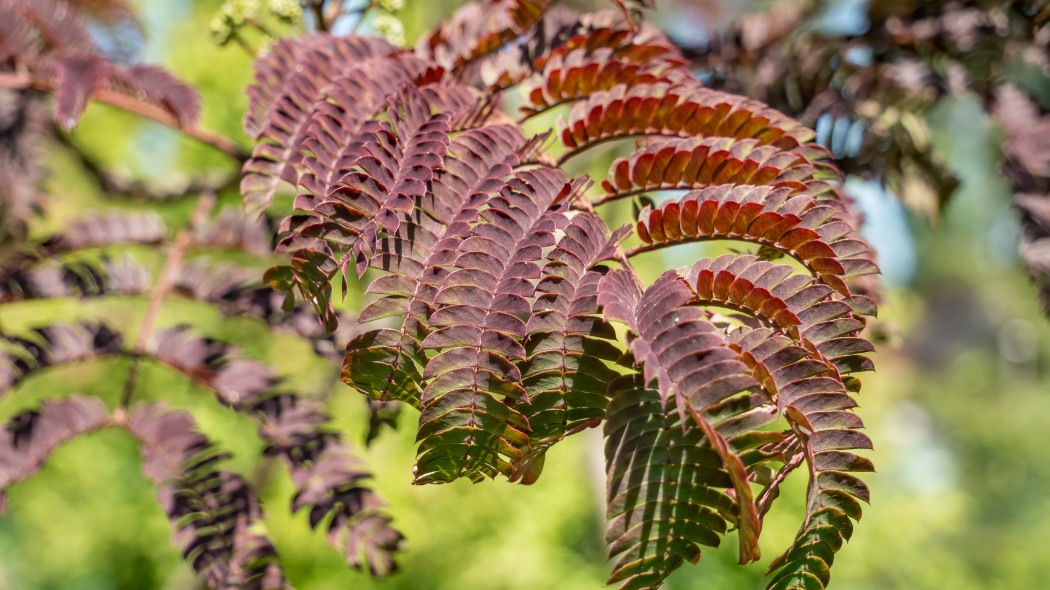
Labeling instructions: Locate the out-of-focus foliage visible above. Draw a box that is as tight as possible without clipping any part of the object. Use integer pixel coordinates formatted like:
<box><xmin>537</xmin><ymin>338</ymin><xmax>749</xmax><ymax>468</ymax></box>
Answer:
<box><xmin>661</xmin><ymin>0</ymin><xmax>1050</xmax><ymax>312</ymax></box>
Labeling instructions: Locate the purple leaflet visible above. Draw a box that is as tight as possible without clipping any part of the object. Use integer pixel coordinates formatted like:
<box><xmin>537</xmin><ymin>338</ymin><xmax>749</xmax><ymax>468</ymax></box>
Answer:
<box><xmin>413</xmin><ymin>166</ymin><xmax>578</xmax><ymax>484</ymax></box>
<box><xmin>508</xmin><ymin>213</ymin><xmax>630</xmax><ymax>483</ymax></box>
<box><xmin>241</xmin><ymin>35</ymin><xmax>415</xmax><ymax>213</ymax></box>
<box><xmin>342</xmin><ymin>123</ymin><xmax>526</xmax><ymax>407</ymax></box>
<box><xmin>50</xmin><ymin>55</ymin><xmax>108</xmax><ymax>130</ymax></box>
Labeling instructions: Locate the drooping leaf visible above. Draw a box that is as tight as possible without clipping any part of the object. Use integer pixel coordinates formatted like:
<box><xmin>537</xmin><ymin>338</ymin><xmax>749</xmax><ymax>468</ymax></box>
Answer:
<box><xmin>509</xmin><ymin>214</ymin><xmax>629</xmax><ymax>482</ymax></box>
<box><xmin>342</xmin><ymin>123</ymin><xmax>525</xmax><ymax>406</ymax></box>
<box><xmin>0</xmin><ymin>323</ymin><xmax>124</xmax><ymax>397</ymax></box>
<box><xmin>630</xmin><ymin>184</ymin><xmax>879</xmax><ymax>301</ymax></box>
<box><xmin>597</xmin><ymin>269</ymin><xmax>778</xmax><ymax>587</ymax></box>
<box><xmin>249</xmin><ymin>394</ymin><xmax>404</xmax><ymax>576</ymax></box>
<box><xmin>412</xmin><ymin>167</ymin><xmax>577</xmax><ymax>484</ymax></box>
<box><xmin>127</xmin><ymin>403</ymin><xmax>290</xmax><ymax>589</ymax></box>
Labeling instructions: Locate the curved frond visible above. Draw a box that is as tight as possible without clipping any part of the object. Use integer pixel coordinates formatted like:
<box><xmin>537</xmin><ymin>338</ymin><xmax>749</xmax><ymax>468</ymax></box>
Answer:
<box><xmin>412</xmin><ymin>167</ymin><xmax>576</xmax><ymax>484</ymax></box>
<box><xmin>629</xmin><ymin>184</ymin><xmax>879</xmax><ymax>299</ymax></box>
<box><xmin>0</xmin><ymin>254</ymin><xmax>151</xmax><ymax>302</ymax></box>
<box><xmin>42</xmin><ymin>210</ymin><xmax>166</xmax><ymax>253</ymax></box>
<box><xmin>732</xmin><ymin>327</ymin><xmax>872</xmax><ymax>590</ymax></box>
<box><xmin>673</xmin><ymin>256</ymin><xmax>875</xmax><ymax>590</ymax></box>
<box><xmin>418</xmin><ymin>0</ymin><xmax>553</xmax><ymax>72</ymax></box>
<box><xmin>599</xmin><ymin>137</ymin><xmax>835</xmax><ymax>202</ymax></box>
<box><xmin>603</xmin><ymin>375</ymin><xmax>735</xmax><ymax>589</ymax></box>
<box><xmin>597</xmin><ymin>269</ymin><xmax>778</xmax><ymax>587</ymax></box>
<box><xmin>558</xmin><ymin>83</ymin><xmax>815</xmax><ymax>163</ymax></box>
<box><xmin>681</xmin><ymin>255</ymin><xmax>877</xmax><ymax>370</ymax></box>
<box><xmin>174</xmin><ymin>259</ymin><xmax>352</xmax><ymax>360</ymax></box>
<box><xmin>127</xmin><ymin>403</ymin><xmax>290</xmax><ymax>590</ymax></box>
<box><xmin>519</xmin><ymin>45</ymin><xmax>687</xmax><ymax>117</ymax></box>
<box><xmin>0</xmin><ymin>323</ymin><xmax>124</xmax><ymax>397</ymax></box>
<box><xmin>250</xmin><ymin>394</ymin><xmax>404</xmax><ymax>576</ymax></box>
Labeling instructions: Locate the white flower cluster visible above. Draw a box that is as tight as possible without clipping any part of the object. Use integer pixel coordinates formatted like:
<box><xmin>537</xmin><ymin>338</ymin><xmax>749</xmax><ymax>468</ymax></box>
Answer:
<box><xmin>377</xmin><ymin>0</ymin><xmax>404</xmax><ymax>14</ymax></box>
<box><xmin>267</xmin><ymin>0</ymin><xmax>302</xmax><ymax>23</ymax></box>
<box><xmin>372</xmin><ymin>14</ymin><xmax>405</xmax><ymax>47</ymax></box>
<box><xmin>210</xmin><ymin>0</ymin><xmax>301</xmax><ymax>46</ymax></box>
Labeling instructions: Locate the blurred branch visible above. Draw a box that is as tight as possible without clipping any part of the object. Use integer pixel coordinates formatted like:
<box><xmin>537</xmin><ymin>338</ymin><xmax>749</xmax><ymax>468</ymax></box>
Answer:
<box><xmin>311</xmin><ymin>1</ymin><xmax>328</xmax><ymax>32</ymax></box>
<box><xmin>0</xmin><ymin>71</ymin><xmax>248</xmax><ymax>160</ymax></box>
<box><xmin>54</xmin><ymin>130</ymin><xmax>241</xmax><ymax>201</ymax></box>
<box><xmin>121</xmin><ymin>191</ymin><xmax>217</xmax><ymax>407</ymax></box>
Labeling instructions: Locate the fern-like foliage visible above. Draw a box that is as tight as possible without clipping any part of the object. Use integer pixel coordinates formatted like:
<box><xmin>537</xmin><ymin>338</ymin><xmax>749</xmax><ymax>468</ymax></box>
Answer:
<box><xmin>235</xmin><ymin>0</ymin><xmax>881</xmax><ymax>588</ymax></box>
<box><xmin>1</xmin><ymin>0</ymin><xmax>886</xmax><ymax>588</ymax></box>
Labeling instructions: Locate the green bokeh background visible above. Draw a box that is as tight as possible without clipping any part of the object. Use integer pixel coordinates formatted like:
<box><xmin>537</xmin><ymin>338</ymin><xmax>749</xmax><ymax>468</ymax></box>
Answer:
<box><xmin>2</xmin><ymin>1</ymin><xmax>1049</xmax><ymax>589</ymax></box>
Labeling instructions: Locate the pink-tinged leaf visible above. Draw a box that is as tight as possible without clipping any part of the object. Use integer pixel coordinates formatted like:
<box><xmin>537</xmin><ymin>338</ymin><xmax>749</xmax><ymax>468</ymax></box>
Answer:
<box><xmin>52</xmin><ymin>56</ymin><xmax>108</xmax><ymax>130</ymax></box>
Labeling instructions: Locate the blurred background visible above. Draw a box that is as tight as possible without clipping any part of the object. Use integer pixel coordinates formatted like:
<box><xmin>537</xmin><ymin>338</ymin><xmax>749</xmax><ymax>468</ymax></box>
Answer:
<box><xmin>2</xmin><ymin>0</ymin><xmax>1050</xmax><ymax>589</ymax></box>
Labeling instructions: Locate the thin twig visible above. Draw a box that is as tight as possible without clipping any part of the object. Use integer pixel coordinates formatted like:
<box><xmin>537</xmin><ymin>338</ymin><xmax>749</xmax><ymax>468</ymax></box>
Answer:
<box><xmin>328</xmin><ymin>2</ymin><xmax>347</xmax><ymax>27</ymax></box>
<box><xmin>54</xmin><ymin>130</ymin><xmax>241</xmax><ymax>201</ymax></box>
<box><xmin>756</xmin><ymin>447</ymin><xmax>805</xmax><ymax>518</ymax></box>
<box><xmin>232</xmin><ymin>33</ymin><xmax>258</xmax><ymax>59</ymax></box>
<box><xmin>311</xmin><ymin>1</ymin><xmax>328</xmax><ymax>32</ymax></box>
<box><xmin>120</xmin><ymin>191</ymin><xmax>217</xmax><ymax>407</ymax></box>
<box><xmin>246</xmin><ymin>18</ymin><xmax>275</xmax><ymax>38</ymax></box>
<box><xmin>350</xmin><ymin>4</ymin><xmax>373</xmax><ymax>34</ymax></box>
<box><xmin>0</xmin><ymin>71</ymin><xmax>247</xmax><ymax>160</ymax></box>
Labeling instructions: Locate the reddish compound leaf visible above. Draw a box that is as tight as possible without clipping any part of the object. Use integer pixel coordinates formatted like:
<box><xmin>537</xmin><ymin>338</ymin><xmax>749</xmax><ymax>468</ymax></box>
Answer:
<box><xmin>597</xmin><ymin>269</ymin><xmax>772</xmax><ymax>588</ymax></box>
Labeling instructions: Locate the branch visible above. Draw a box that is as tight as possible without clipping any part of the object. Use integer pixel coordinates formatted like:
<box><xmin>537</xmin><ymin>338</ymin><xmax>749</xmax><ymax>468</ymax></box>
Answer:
<box><xmin>0</xmin><ymin>71</ymin><xmax>248</xmax><ymax>160</ymax></box>
<box><xmin>311</xmin><ymin>1</ymin><xmax>329</xmax><ymax>32</ymax></box>
<box><xmin>121</xmin><ymin>192</ymin><xmax>217</xmax><ymax>407</ymax></box>
<box><xmin>54</xmin><ymin>130</ymin><xmax>241</xmax><ymax>201</ymax></box>
<box><xmin>555</xmin><ymin>131</ymin><xmax>682</xmax><ymax>167</ymax></box>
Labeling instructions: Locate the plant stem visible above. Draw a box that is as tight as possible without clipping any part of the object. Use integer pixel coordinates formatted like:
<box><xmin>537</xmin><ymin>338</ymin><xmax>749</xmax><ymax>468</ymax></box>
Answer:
<box><xmin>232</xmin><ymin>32</ymin><xmax>258</xmax><ymax>58</ymax></box>
<box><xmin>311</xmin><ymin>1</ymin><xmax>328</xmax><ymax>32</ymax></box>
<box><xmin>246</xmin><ymin>17</ymin><xmax>275</xmax><ymax>38</ymax></box>
<box><xmin>0</xmin><ymin>72</ymin><xmax>248</xmax><ymax>160</ymax></box>
<box><xmin>121</xmin><ymin>191</ymin><xmax>216</xmax><ymax>407</ymax></box>
<box><xmin>54</xmin><ymin>130</ymin><xmax>241</xmax><ymax>200</ymax></box>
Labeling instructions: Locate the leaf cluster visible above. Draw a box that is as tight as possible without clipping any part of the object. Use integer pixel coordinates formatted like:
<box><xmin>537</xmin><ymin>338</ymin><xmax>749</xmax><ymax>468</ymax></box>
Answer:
<box><xmin>0</xmin><ymin>0</ymin><xmax>885</xmax><ymax>589</ymax></box>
